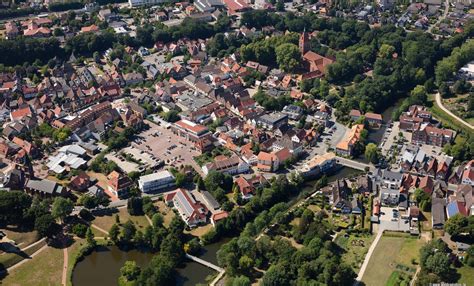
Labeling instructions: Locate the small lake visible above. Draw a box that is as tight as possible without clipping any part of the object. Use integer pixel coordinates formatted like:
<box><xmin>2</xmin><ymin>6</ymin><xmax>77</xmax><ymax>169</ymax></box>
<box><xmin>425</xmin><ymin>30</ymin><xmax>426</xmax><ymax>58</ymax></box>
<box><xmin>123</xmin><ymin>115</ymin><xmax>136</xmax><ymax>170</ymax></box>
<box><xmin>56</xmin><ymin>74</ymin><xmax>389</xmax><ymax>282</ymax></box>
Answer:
<box><xmin>72</xmin><ymin>246</ymin><xmax>215</xmax><ymax>286</ymax></box>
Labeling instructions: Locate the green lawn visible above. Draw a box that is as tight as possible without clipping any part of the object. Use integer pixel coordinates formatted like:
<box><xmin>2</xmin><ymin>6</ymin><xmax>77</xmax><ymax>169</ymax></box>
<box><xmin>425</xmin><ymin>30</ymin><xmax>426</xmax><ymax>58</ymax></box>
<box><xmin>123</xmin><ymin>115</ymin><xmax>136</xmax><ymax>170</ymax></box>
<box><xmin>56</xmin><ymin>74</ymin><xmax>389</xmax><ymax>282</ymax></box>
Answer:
<box><xmin>1</xmin><ymin>228</ymin><xmax>39</xmax><ymax>249</ymax></box>
<box><xmin>2</xmin><ymin>246</ymin><xmax>63</xmax><ymax>286</ymax></box>
<box><xmin>386</xmin><ymin>271</ymin><xmax>411</xmax><ymax>286</ymax></box>
<box><xmin>92</xmin><ymin>208</ymin><xmax>150</xmax><ymax>233</ymax></box>
<box><xmin>457</xmin><ymin>265</ymin><xmax>474</xmax><ymax>285</ymax></box>
<box><xmin>362</xmin><ymin>236</ymin><xmax>424</xmax><ymax>286</ymax></box>
<box><xmin>66</xmin><ymin>238</ymin><xmax>86</xmax><ymax>286</ymax></box>
<box><xmin>0</xmin><ymin>239</ymin><xmax>47</xmax><ymax>269</ymax></box>
<box><xmin>336</xmin><ymin>233</ymin><xmax>374</xmax><ymax>272</ymax></box>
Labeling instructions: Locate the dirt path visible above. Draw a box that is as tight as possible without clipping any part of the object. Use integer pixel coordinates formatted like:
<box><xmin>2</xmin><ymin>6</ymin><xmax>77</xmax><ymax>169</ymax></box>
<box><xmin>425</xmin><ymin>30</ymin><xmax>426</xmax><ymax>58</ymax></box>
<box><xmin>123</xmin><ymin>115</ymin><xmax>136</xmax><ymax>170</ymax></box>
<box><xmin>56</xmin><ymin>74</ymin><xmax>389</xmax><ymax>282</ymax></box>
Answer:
<box><xmin>145</xmin><ymin>214</ymin><xmax>153</xmax><ymax>226</ymax></box>
<box><xmin>91</xmin><ymin>224</ymin><xmax>109</xmax><ymax>235</ymax></box>
<box><xmin>61</xmin><ymin>247</ymin><xmax>68</xmax><ymax>286</ymax></box>
<box><xmin>435</xmin><ymin>93</ymin><xmax>474</xmax><ymax>130</ymax></box>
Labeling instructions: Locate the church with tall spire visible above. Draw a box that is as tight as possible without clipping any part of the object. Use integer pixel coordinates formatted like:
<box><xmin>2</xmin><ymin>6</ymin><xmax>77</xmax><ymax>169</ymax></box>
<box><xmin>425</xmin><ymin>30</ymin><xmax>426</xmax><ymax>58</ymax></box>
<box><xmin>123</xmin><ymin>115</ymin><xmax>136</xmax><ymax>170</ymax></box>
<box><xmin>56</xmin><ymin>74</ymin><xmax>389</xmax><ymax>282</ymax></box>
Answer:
<box><xmin>299</xmin><ymin>30</ymin><xmax>335</xmax><ymax>80</ymax></box>
<box><xmin>299</xmin><ymin>28</ymin><xmax>310</xmax><ymax>55</ymax></box>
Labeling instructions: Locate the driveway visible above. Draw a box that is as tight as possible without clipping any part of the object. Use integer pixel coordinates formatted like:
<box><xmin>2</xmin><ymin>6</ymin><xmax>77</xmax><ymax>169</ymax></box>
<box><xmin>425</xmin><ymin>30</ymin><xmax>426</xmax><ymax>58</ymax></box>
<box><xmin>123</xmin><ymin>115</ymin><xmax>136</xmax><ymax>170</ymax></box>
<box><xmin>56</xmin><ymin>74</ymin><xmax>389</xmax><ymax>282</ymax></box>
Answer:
<box><xmin>435</xmin><ymin>93</ymin><xmax>474</xmax><ymax>130</ymax></box>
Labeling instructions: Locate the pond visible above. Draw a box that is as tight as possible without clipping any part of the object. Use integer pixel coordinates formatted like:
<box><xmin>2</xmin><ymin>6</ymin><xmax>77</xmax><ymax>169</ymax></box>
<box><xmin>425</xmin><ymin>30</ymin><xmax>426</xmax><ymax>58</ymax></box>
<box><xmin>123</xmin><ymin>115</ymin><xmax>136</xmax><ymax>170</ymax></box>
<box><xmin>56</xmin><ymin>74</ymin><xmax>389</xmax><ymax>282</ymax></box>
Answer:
<box><xmin>198</xmin><ymin>238</ymin><xmax>231</xmax><ymax>265</ymax></box>
<box><xmin>72</xmin><ymin>246</ymin><xmax>215</xmax><ymax>286</ymax></box>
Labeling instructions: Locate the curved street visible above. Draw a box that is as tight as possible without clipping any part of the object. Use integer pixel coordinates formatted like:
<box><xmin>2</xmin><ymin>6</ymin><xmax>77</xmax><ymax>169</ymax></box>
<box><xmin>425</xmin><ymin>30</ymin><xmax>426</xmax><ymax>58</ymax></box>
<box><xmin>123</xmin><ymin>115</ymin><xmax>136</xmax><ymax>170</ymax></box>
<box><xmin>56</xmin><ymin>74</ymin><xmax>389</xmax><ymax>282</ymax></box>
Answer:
<box><xmin>435</xmin><ymin>93</ymin><xmax>474</xmax><ymax>131</ymax></box>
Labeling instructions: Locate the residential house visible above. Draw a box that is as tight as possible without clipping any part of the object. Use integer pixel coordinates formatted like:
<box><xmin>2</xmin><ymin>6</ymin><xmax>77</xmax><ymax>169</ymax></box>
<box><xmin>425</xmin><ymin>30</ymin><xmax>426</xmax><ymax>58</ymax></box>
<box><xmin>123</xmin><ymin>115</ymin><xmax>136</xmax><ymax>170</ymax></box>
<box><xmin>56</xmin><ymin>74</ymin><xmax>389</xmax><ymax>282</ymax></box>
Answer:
<box><xmin>255</xmin><ymin>113</ymin><xmax>288</xmax><ymax>130</ymax></box>
<box><xmin>106</xmin><ymin>171</ymin><xmax>133</xmax><ymax>199</ymax></box>
<box><xmin>282</xmin><ymin>105</ymin><xmax>304</xmax><ymax>120</ymax></box>
<box><xmin>461</xmin><ymin>160</ymin><xmax>474</xmax><ymax>186</ymax></box>
<box><xmin>365</xmin><ymin>112</ymin><xmax>383</xmax><ymax>128</ymax></box>
<box><xmin>69</xmin><ymin>172</ymin><xmax>94</xmax><ymax>192</ymax></box>
<box><xmin>381</xmin><ymin>169</ymin><xmax>403</xmax><ymax>190</ymax></box>
<box><xmin>257</xmin><ymin>151</ymin><xmax>279</xmax><ymax>172</ymax></box>
<box><xmin>432</xmin><ymin>197</ymin><xmax>446</xmax><ymax>229</ymax></box>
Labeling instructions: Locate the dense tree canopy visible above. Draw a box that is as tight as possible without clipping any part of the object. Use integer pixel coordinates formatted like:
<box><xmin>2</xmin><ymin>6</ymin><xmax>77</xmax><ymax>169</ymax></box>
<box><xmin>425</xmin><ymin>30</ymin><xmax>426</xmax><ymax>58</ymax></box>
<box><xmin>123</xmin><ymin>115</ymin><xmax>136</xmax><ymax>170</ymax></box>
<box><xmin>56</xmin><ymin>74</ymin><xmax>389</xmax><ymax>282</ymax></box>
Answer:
<box><xmin>0</xmin><ymin>191</ymin><xmax>32</xmax><ymax>226</ymax></box>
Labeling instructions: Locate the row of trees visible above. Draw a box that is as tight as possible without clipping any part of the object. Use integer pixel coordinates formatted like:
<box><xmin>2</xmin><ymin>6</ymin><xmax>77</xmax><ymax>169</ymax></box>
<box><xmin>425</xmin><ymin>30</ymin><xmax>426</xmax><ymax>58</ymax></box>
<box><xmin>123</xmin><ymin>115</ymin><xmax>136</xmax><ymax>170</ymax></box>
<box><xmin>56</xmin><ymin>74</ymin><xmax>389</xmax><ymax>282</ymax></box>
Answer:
<box><xmin>0</xmin><ymin>37</ymin><xmax>63</xmax><ymax>67</ymax></box>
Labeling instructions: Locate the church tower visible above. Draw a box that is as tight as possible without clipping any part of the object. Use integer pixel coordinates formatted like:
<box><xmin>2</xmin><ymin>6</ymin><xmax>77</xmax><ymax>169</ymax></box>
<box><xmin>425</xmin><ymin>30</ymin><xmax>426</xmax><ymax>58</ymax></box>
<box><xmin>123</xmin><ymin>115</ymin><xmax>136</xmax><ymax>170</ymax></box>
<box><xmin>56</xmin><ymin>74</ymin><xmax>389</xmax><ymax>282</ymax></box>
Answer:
<box><xmin>299</xmin><ymin>29</ymin><xmax>310</xmax><ymax>55</ymax></box>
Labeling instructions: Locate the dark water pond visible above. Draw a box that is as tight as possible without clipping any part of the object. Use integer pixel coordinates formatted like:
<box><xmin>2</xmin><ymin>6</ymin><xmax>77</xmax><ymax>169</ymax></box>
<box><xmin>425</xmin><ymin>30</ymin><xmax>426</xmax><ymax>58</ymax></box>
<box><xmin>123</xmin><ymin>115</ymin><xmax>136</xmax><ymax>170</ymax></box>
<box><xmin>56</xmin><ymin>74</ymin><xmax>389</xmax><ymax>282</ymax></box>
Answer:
<box><xmin>72</xmin><ymin>246</ymin><xmax>215</xmax><ymax>286</ymax></box>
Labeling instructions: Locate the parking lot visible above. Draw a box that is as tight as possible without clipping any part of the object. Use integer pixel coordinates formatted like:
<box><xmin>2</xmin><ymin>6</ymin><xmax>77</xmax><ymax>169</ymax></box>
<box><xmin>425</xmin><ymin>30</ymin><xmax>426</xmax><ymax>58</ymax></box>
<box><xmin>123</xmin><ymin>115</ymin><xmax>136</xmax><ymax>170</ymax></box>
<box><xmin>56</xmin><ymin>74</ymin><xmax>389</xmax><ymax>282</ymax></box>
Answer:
<box><xmin>133</xmin><ymin>120</ymin><xmax>201</xmax><ymax>173</ymax></box>
<box><xmin>105</xmin><ymin>152</ymin><xmax>141</xmax><ymax>173</ymax></box>
<box><xmin>379</xmin><ymin>206</ymin><xmax>410</xmax><ymax>232</ymax></box>
<box><xmin>381</xmin><ymin>122</ymin><xmax>412</xmax><ymax>155</ymax></box>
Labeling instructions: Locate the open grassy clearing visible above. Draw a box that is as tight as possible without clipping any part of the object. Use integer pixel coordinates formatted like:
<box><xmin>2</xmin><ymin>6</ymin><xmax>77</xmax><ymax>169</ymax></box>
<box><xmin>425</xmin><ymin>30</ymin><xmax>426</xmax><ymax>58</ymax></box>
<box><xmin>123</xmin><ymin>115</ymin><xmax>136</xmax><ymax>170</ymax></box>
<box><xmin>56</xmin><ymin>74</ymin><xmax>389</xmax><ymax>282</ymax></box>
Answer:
<box><xmin>457</xmin><ymin>265</ymin><xmax>474</xmax><ymax>285</ymax></box>
<box><xmin>362</xmin><ymin>235</ymin><xmax>424</xmax><ymax>286</ymax></box>
<box><xmin>0</xmin><ymin>238</ymin><xmax>47</xmax><ymax>269</ymax></box>
<box><xmin>92</xmin><ymin>208</ymin><xmax>150</xmax><ymax>233</ymax></box>
<box><xmin>2</xmin><ymin>245</ymin><xmax>63</xmax><ymax>286</ymax></box>
<box><xmin>154</xmin><ymin>200</ymin><xmax>176</xmax><ymax>228</ymax></box>
<box><xmin>185</xmin><ymin>224</ymin><xmax>213</xmax><ymax>238</ymax></box>
<box><xmin>1</xmin><ymin>229</ymin><xmax>39</xmax><ymax>248</ymax></box>
<box><xmin>66</xmin><ymin>238</ymin><xmax>86</xmax><ymax>286</ymax></box>
<box><xmin>336</xmin><ymin>233</ymin><xmax>374</xmax><ymax>272</ymax></box>
<box><xmin>428</xmin><ymin>94</ymin><xmax>472</xmax><ymax>134</ymax></box>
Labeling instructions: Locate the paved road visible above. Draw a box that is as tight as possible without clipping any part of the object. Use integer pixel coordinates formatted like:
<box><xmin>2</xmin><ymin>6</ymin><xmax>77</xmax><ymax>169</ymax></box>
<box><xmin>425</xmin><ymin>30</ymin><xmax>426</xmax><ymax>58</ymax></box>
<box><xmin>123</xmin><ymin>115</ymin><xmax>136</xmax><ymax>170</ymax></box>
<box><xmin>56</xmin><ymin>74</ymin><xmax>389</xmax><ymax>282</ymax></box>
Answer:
<box><xmin>355</xmin><ymin>229</ymin><xmax>385</xmax><ymax>284</ymax></box>
<box><xmin>435</xmin><ymin>93</ymin><xmax>474</xmax><ymax>130</ymax></box>
<box><xmin>335</xmin><ymin>156</ymin><xmax>374</xmax><ymax>172</ymax></box>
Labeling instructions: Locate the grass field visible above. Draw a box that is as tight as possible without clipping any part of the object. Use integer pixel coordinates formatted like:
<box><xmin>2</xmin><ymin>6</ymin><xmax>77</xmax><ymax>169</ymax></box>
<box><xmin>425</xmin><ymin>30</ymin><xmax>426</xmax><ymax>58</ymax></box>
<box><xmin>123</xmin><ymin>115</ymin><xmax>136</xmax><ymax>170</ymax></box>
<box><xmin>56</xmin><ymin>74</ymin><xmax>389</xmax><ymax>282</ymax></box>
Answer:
<box><xmin>2</xmin><ymin>246</ymin><xmax>63</xmax><ymax>286</ymax></box>
<box><xmin>386</xmin><ymin>270</ymin><xmax>411</xmax><ymax>286</ymax></box>
<box><xmin>66</xmin><ymin>238</ymin><xmax>86</xmax><ymax>286</ymax></box>
<box><xmin>457</xmin><ymin>265</ymin><xmax>474</xmax><ymax>285</ymax></box>
<box><xmin>336</xmin><ymin>233</ymin><xmax>374</xmax><ymax>272</ymax></box>
<box><xmin>1</xmin><ymin>229</ymin><xmax>39</xmax><ymax>249</ymax></box>
<box><xmin>0</xmin><ymin>239</ymin><xmax>47</xmax><ymax>269</ymax></box>
<box><xmin>362</xmin><ymin>235</ymin><xmax>424</xmax><ymax>286</ymax></box>
<box><xmin>154</xmin><ymin>200</ymin><xmax>176</xmax><ymax>228</ymax></box>
<box><xmin>185</xmin><ymin>224</ymin><xmax>213</xmax><ymax>238</ymax></box>
<box><xmin>92</xmin><ymin>208</ymin><xmax>150</xmax><ymax>233</ymax></box>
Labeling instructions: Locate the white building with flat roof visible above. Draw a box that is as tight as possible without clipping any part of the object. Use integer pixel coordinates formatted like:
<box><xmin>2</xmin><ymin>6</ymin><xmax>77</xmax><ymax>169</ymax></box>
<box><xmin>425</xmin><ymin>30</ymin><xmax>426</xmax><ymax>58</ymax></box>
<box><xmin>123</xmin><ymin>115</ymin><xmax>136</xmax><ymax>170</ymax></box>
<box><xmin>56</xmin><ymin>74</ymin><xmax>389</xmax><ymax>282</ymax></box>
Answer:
<box><xmin>138</xmin><ymin>170</ymin><xmax>175</xmax><ymax>193</ymax></box>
